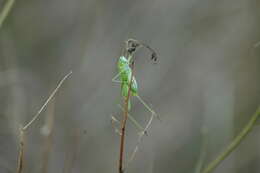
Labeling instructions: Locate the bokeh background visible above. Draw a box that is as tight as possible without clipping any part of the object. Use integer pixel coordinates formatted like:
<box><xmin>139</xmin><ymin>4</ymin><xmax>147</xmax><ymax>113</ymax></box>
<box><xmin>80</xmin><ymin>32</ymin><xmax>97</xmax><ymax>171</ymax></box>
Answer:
<box><xmin>0</xmin><ymin>0</ymin><xmax>260</xmax><ymax>173</ymax></box>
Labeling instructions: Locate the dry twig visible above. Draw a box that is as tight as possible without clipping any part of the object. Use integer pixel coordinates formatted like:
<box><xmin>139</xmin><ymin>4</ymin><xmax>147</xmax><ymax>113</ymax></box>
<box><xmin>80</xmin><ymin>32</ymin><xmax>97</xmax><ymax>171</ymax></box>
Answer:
<box><xmin>16</xmin><ymin>71</ymin><xmax>72</xmax><ymax>173</ymax></box>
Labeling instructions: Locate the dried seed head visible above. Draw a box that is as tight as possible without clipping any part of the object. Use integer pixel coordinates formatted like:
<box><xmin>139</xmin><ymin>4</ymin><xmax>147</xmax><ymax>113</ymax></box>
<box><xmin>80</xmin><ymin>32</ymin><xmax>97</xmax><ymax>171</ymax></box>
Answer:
<box><xmin>126</xmin><ymin>39</ymin><xmax>140</xmax><ymax>54</ymax></box>
<box><xmin>151</xmin><ymin>52</ymin><xmax>158</xmax><ymax>62</ymax></box>
<box><xmin>125</xmin><ymin>38</ymin><xmax>158</xmax><ymax>63</ymax></box>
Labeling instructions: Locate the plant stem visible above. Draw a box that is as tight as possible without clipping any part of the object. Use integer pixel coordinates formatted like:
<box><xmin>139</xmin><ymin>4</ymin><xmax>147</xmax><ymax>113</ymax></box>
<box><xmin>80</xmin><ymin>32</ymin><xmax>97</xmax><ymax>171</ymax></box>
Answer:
<box><xmin>22</xmin><ymin>71</ymin><xmax>72</xmax><ymax>131</ymax></box>
<box><xmin>194</xmin><ymin>127</ymin><xmax>208</xmax><ymax>173</ymax></box>
<box><xmin>119</xmin><ymin>62</ymin><xmax>134</xmax><ymax>173</ymax></box>
<box><xmin>0</xmin><ymin>0</ymin><xmax>15</xmax><ymax>29</ymax></box>
<box><xmin>16</xmin><ymin>129</ymin><xmax>24</xmax><ymax>173</ymax></box>
<box><xmin>202</xmin><ymin>106</ymin><xmax>260</xmax><ymax>173</ymax></box>
<box><xmin>16</xmin><ymin>71</ymin><xmax>72</xmax><ymax>173</ymax></box>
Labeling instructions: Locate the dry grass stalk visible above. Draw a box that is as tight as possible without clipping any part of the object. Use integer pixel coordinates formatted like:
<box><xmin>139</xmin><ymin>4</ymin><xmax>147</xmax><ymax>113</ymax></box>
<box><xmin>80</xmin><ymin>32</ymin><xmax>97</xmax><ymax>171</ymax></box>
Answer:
<box><xmin>16</xmin><ymin>129</ymin><xmax>24</xmax><ymax>173</ymax></box>
<box><xmin>16</xmin><ymin>71</ymin><xmax>72</xmax><ymax>173</ymax></box>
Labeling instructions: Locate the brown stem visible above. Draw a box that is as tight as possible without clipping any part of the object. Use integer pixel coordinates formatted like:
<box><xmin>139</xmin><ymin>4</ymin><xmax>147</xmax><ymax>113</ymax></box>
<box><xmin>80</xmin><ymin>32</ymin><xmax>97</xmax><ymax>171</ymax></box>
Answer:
<box><xmin>16</xmin><ymin>129</ymin><xmax>25</xmax><ymax>173</ymax></box>
<box><xmin>119</xmin><ymin>62</ymin><xmax>134</xmax><ymax>173</ymax></box>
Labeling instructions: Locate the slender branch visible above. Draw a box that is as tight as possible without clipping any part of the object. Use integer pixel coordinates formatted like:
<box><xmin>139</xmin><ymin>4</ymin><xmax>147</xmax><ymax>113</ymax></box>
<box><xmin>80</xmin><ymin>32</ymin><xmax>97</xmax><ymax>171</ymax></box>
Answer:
<box><xmin>119</xmin><ymin>62</ymin><xmax>134</xmax><ymax>173</ymax></box>
<box><xmin>0</xmin><ymin>0</ymin><xmax>15</xmax><ymax>29</ymax></box>
<box><xmin>202</xmin><ymin>106</ymin><xmax>260</xmax><ymax>173</ymax></box>
<box><xmin>22</xmin><ymin>71</ymin><xmax>72</xmax><ymax>131</ymax></box>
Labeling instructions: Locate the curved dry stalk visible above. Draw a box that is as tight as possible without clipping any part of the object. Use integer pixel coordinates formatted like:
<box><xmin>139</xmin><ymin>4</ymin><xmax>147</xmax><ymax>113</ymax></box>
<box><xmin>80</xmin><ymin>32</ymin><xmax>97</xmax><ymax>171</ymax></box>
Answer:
<box><xmin>124</xmin><ymin>39</ymin><xmax>158</xmax><ymax>62</ymax></box>
<box><xmin>202</xmin><ymin>106</ymin><xmax>260</xmax><ymax>173</ymax></box>
<box><xmin>22</xmin><ymin>71</ymin><xmax>72</xmax><ymax>131</ymax></box>
<box><xmin>0</xmin><ymin>0</ymin><xmax>16</xmax><ymax>29</ymax></box>
<box><xmin>16</xmin><ymin>71</ymin><xmax>72</xmax><ymax>173</ymax></box>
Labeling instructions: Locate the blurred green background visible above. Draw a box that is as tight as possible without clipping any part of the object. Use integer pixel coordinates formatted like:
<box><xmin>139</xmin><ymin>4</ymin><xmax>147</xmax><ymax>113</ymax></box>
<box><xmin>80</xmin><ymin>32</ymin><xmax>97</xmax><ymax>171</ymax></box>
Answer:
<box><xmin>0</xmin><ymin>0</ymin><xmax>260</xmax><ymax>172</ymax></box>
